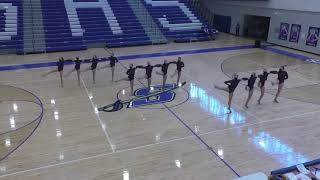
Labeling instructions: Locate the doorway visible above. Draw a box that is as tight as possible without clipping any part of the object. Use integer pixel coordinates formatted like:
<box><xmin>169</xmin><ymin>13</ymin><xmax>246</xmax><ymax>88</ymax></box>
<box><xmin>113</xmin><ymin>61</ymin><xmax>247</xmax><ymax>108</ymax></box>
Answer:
<box><xmin>243</xmin><ymin>15</ymin><xmax>270</xmax><ymax>40</ymax></box>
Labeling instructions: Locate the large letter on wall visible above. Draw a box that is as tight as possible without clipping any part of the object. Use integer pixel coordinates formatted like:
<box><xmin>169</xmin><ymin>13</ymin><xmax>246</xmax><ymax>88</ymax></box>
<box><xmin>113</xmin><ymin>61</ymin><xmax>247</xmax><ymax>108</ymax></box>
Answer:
<box><xmin>144</xmin><ymin>0</ymin><xmax>202</xmax><ymax>31</ymax></box>
<box><xmin>64</xmin><ymin>0</ymin><xmax>122</xmax><ymax>36</ymax></box>
<box><xmin>0</xmin><ymin>3</ymin><xmax>17</xmax><ymax>40</ymax></box>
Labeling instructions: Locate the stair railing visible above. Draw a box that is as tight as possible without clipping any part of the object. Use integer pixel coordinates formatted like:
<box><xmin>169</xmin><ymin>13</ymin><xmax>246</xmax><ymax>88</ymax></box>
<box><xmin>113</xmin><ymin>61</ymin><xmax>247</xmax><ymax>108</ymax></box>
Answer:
<box><xmin>137</xmin><ymin>0</ymin><xmax>165</xmax><ymax>44</ymax></box>
<box><xmin>186</xmin><ymin>0</ymin><xmax>215</xmax><ymax>27</ymax></box>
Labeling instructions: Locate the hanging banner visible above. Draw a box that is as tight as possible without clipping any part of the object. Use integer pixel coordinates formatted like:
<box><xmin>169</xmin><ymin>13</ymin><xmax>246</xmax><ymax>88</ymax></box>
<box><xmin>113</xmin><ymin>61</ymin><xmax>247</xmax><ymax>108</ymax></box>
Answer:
<box><xmin>306</xmin><ymin>27</ymin><xmax>319</xmax><ymax>47</ymax></box>
<box><xmin>279</xmin><ymin>23</ymin><xmax>290</xmax><ymax>40</ymax></box>
<box><xmin>289</xmin><ymin>24</ymin><xmax>301</xmax><ymax>43</ymax></box>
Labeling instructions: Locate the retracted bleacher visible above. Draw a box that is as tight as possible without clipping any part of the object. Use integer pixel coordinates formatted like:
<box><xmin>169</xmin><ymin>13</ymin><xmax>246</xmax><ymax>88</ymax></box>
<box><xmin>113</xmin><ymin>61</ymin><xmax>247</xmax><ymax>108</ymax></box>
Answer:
<box><xmin>0</xmin><ymin>0</ymin><xmax>22</xmax><ymax>53</ymax></box>
<box><xmin>143</xmin><ymin>0</ymin><xmax>210</xmax><ymax>42</ymax></box>
<box><xmin>1</xmin><ymin>0</ymin><xmax>217</xmax><ymax>54</ymax></box>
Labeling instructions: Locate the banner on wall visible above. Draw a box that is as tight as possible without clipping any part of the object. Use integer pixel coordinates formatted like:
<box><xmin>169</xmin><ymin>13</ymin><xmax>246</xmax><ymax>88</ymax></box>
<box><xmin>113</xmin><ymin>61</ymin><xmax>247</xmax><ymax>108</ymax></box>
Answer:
<box><xmin>306</xmin><ymin>27</ymin><xmax>320</xmax><ymax>47</ymax></box>
<box><xmin>279</xmin><ymin>23</ymin><xmax>290</xmax><ymax>40</ymax></box>
<box><xmin>289</xmin><ymin>24</ymin><xmax>301</xmax><ymax>43</ymax></box>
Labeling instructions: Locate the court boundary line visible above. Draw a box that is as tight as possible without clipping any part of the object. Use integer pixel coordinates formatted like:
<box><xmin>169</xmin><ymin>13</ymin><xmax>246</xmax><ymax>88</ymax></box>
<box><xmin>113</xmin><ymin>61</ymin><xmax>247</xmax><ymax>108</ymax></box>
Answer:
<box><xmin>112</xmin><ymin>49</ymin><xmax>320</xmax><ymax>177</ymax></box>
<box><xmin>116</xmin><ymin>60</ymin><xmax>241</xmax><ymax>177</ymax></box>
<box><xmin>0</xmin><ymin>44</ymin><xmax>318</xmax><ymax>177</ymax></box>
<box><xmin>0</xmin><ymin>45</ymin><xmax>255</xmax><ymax>71</ymax></box>
<box><xmin>0</xmin><ymin>45</ymin><xmax>318</xmax><ymax>73</ymax></box>
<box><xmin>80</xmin><ymin>76</ymin><xmax>115</xmax><ymax>152</ymax></box>
<box><xmin>218</xmin><ymin>50</ymin><xmax>320</xmax><ymax>106</ymax></box>
<box><xmin>1</xmin><ymin>108</ymin><xmax>319</xmax><ymax>178</ymax></box>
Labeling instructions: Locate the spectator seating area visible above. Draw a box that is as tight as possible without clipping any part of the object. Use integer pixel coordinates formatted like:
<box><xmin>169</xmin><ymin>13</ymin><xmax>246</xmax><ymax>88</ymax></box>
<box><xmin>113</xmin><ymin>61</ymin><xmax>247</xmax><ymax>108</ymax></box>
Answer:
<box><xmin>41</xmin><ymin>0</ymin><xmax>87</xmax><ymax>52</ymax></box>
<box><xmin>143</xmin><ymin>0</ymin><xmax>212</xmax><ymax>42</ymax></box>
<box><xmin>0</xmin><ymin>0</ymin><xmax>218</xmax><ymax>54</ymax></box>
<box><xmin>0</xmin><ymin>0</ymin><xmax>22</xmax><ymax>51</ymax></box>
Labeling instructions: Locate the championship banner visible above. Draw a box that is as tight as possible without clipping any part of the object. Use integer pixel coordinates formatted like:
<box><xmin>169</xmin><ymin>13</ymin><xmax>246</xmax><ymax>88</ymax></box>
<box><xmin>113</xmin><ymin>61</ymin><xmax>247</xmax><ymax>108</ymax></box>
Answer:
<box><xmin>279</xmin><ymin>23</ymin><xmax>290</xmax><ymax>40</ymax></box>
<box><xmin>289</xmin><ymin>24</ymin><xmax>301</xmax><ymax>43</ymax></box>
<box><xmin>306</xmin><ymin>27</ymin><xmax>320</xmax><ymax>47</ymax></box>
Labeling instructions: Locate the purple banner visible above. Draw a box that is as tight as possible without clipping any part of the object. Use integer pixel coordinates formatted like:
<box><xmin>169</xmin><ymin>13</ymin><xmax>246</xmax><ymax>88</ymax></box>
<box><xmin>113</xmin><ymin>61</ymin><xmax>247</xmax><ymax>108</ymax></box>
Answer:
<box><xmin>279</xmin><ymin>23</ymin><xmax>289</xmax><ymax>40</ymax></box>
<box><xmin>306</xmin><ymin>27</ymin><xmax>320</xmax><ymax>47</ymax></box>
<box><xmin>289</xmin><ymin>24</ymin><xmax>301</xmax><ymax>43</ymax></box>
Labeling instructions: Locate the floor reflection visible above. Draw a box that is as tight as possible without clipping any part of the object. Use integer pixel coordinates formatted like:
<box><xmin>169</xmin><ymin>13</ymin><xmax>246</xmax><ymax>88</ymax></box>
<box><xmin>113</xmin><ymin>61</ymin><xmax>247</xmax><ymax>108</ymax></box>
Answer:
<box><xmin>253</xmin><ymin>131</ymin><xmax>308</xmax><ymax>166</ymax></box>
<box><xmin>189</xmin><ymin>83</ymin><xmax>245</xmax><ymax>125</ymax></box>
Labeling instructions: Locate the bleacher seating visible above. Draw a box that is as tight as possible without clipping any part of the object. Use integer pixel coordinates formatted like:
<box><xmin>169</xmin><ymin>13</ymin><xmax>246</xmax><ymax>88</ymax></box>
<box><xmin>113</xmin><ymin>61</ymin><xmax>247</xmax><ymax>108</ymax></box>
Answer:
<box><xmin>0</xmin><ymin>0</ymin><xmax>22</xmax><ymax>51</ymax></box>
<box><xmin>105</xmin><ymin>0</ymin><xmax>152</xmax><ymax>47</ymax></box>
<box><xmin>0</xmin><ymin>0</ymin><xmax>216</xmax><ymax>54</ymax></box>
<box><xmin>41</xmin><ymin>0</ymin><xmax>151</xmax><ymax>51</ymax></box>
<box><xmin>41</xmin><ymin>0</ymin><xmax>87</xmax><ymax>52</ymax></box>
<box><xmin>143</xmin><ymin>0</ymin><xmax>211</xmax><ymax>42</ymax></box>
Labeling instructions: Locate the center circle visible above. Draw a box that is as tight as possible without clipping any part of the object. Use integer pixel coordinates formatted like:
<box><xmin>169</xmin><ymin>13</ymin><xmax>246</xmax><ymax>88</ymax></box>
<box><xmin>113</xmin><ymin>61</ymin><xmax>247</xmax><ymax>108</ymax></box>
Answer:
<box><xmin>0</xmin><ymin>101</ymin><xmax>42</xmax><ymax>133</ymax></box>
<box><xmin>116</xmin><ymin>84</ymin><xmax>190</xmax><ymax>109</ymax></box>
<box><xmin>0</xmin><ymin>85</ymin><xmax>43</xmax><ymax>162</ymax></box>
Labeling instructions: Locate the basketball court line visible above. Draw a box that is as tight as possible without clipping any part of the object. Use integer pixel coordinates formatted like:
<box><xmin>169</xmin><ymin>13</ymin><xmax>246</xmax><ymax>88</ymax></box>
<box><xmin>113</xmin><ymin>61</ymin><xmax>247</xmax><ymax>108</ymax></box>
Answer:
<box><xmin>80</xmin><ymin>76</ymin><xmax>115</xmax><ymax>152</ymax></box>
<box><xmin>0</xmin><ymin>100</ymin><xmax>318</xmax><ymax>178</ymax></box>
<box><xmin>0</xmin><ymin>45</ymin><xmax>318</xmax><ymax>177</ymax></box>
<box><xmin>0</xmin><ymin>91</ymin><xmax>316</xmax><ymax>177</ymax></box>
<box><xmin>0</xmin><ymin>45</ymin><xmax>255</xmax><ymax>71</ymax></box>
<box><xmin>180</xmin><ymin>65</ymin><xmax>320</xmax><ymax>131</ymax></box>
<box><xmin>199</xmin><ymin>109</ymin><xmax>320</xmax><ymax>137</ymax></box>
<box><xmin>116</xmin><ymin>60</ymin><xmax>242</xmax><ymax>177</ymax></box>
<box><xmin>294</xmin><ymin>66</ymin><xmax>320</xmax><ymax>81</ymax></box>
<box><xmin>0</xmin><ymin>45</ymin><xmax>317</xmax><ymax>73</ymax></box>
<box><xmin>0</xmin><ymin>134</ymin><xmax>196</xmax><ymax>178</ymax></box>
<box><xmin>181</xmin><ymin>69</ymin><xmax>263</xmax><ymax>120</ymax></box>
<box><xmin>163</xmin><ymin>103</ymin><xmax>241</xmax><ymax>177</ymax></box>
<box><xmin>1</xmin><ymin>63</ymin><xmax>318</xmax><ymax>175</ymax></box>
<box><xmin>262</xmin><ymin>46</ymin><xmax>320</xmax><ymax>63</ymax></box>
<box><xmin>290</xmin><ymin>70</ymin><xmax>317</xmax><ymax>84</ymax></box>
<box><xmin>219</xmin><ymin>66</ymin><xmax>320</xmax><ymax>106</ymax></box>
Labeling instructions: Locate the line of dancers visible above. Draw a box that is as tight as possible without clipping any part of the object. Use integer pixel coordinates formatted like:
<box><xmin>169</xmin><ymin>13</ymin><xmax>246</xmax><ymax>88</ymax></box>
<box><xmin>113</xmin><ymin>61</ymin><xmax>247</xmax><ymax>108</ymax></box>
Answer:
<box><xmin>215</xmin><ymin>66</ymin><xmax>289</xmax><ymax>113</ymax></box>
<box><xmin>42</xmin><ymin>53</ymin><xmax>119</xmax><ymax>87</ymax></box>
<box><xmin>43</xmin><ymin>55</ymin><xmax>185</xmax><ymax>96</ymax></box>
<box><xmin>115</xmin><ymin>57</ymin><xmax>184</xmax><ymax>95</ymax></box>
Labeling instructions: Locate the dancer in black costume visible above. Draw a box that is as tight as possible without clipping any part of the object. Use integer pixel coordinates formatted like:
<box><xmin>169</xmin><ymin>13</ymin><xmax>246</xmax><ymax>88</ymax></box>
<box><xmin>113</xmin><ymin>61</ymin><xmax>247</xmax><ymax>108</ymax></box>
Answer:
<box><xmin>215</xmin><ymin>74</ymin><xmax>243</xmax><ymax>113</ymax></box>
<box><xmin>65</xmin><ymin>57</ymin><xmax>82</xmax><ymax>86</ymax></box>
<box><xmin>137</xmin><ymin>62</ymin><xmax>161</xmax><ymax>90</ymax></box>
<box><xmin>171</xmin><ymin>57</ymin><xmax>184</xmax><ymax>85</ymax></box>
<box><xmin>42</xmin><ymin>57</ymin><xmax>66</xmax><ymax>87</ymax></box>
<box><xmin>116</xmin><ymin>64</ymin><xmax>138</xmax><ymax>95</ymax></box>
<box><xmin>242</xmin><ymin>72</ymin><xmax>257</xmax><ymax>108</ymax></box>
<box><xmin>82</xmin><ymin>55</ymin><xmax>99</xmax><ymax>84</ymax></box>
<box><xmin>257</xmin><ymin>69</ymin><xmax>269</xmax><ymax>104</ymax></box>
<box><xmin>271</xmin><ymin>66</ymin><xmax>288</xmax><ymax>103</ymax></box>
<box><xmin>155</xmin><ymin>60</ymin><xmax>174</xmax><ymax>89</ymax></box>
<box><xmin>99</xmin><ymin>53</ymin><xmax>119</xmax><ymax>82</ymax></box>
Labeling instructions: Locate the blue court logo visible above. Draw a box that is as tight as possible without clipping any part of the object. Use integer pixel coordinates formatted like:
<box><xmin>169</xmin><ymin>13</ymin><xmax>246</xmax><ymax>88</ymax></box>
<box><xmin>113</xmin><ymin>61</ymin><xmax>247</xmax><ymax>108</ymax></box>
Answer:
<box><xmin>98</xmin><ymin>83</ymin><xmax>186</xmax><ymax>112</ymax></box>
<box><xmin>130</xmin><ymin>84</ymin><xmax>176</xmax><ymax>108</ymax></box>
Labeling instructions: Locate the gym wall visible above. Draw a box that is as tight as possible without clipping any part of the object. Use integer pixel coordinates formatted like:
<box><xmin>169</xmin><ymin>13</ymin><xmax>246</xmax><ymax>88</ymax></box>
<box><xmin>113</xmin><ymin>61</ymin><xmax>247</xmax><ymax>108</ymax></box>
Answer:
<box><xmin>201</xmin><ymin>0</ymin><xmax>320</xmax><ymax>55</ymax></box>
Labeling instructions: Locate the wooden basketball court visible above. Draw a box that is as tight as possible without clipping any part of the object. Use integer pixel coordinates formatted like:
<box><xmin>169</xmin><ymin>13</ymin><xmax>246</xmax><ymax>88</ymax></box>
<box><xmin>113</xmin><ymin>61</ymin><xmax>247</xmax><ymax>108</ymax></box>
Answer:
<box><xmin>0</xmin><ymin>34</ymin><xmax>319</xmax><ymax>179</ymax></box>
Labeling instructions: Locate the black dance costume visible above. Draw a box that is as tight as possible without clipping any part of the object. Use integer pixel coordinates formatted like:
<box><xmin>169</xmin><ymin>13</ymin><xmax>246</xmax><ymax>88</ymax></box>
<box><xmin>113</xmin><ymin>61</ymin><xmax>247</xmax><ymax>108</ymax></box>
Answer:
<box><xmin>126</xmin><ymin>67</ymin><xmax>137</xmax><ymax>81</ymax></box>
<box><xmin>57</xmin><ymin>60</ymin><xmax>64</xmax><ymax>72</ymax></box>
<box><xmin>243</xmin><ymin>75</ymin><xmax>257</xmax><ymax>90</ymax></box>
<box><xmin>224</xmin><ymin>78</ymin><xmax>241</xmax><ymax>93</ymax></box>
<box><xmin>174</xmin><ymin>61</ymin><xmax>184</xmax><ymax>72</ymax></box>
<box><xmin>91</xmin><ymin>57</ymin><xmax>99</xmax><ymax>70</ymax></box>
<box><xmin>271</xmin><ymin>70</ymin><xmax>288</xmax><ymax>84</ymax></box>
<box><xmin>137</xmin><ymin>65</ymin><xmax>158</xmax><ymax>79</ymax></box>
<box><xmin>158</xmin><ymin>62</ymin><xmax>174</xmax><ymax>75</ymax></box>
<box><xmin>258</xmin><ymin>72</ymin><xmax>269</xmax><ymax>87</ymax></box>
<box><xmin>74</xmin><ymin>59</ymin><xmax>82</xmax><ymax>70</ymax></box>
<box><xmin>109</xmin><ymin>56</ymin><xmax>119</xmax><ymax>67</ymax></box>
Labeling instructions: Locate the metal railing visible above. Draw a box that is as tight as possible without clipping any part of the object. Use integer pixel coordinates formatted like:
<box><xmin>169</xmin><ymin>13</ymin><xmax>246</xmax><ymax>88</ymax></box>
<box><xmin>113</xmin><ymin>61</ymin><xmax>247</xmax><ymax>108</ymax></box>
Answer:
<box><xmin>135</xmin><ymin>0</ymin><xmax>167</xmax><ymax>44</ymax></box>
<box><xmin>187</xmin><ymin>0</ymin><xmax>215</xmax><ymax>27</ymax></box>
